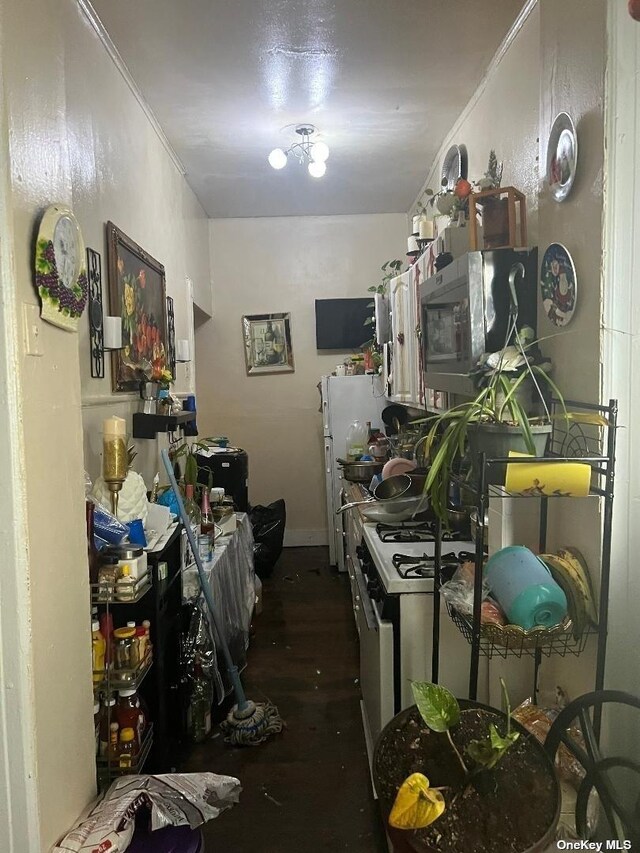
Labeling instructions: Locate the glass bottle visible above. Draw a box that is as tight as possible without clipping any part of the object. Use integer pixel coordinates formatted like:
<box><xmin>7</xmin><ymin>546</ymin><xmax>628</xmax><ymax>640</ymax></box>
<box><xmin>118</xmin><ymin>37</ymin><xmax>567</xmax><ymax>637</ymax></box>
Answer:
<box><xmin>99</xmin><ymin>695</ymin><xmax>117</xmax><ymax>757</ymax></box>
<box><xmin>184</xmin><ymin>484</ymin><xmax>202</xmax><ymax>526</ymax></box>
<box><xmin>200</xmin><ymin>488</ymin><xmax>215</xmax><ymax>535</ymax></box>
<box><xmin>187</xmin><ymin>660</ymin><xmax>214</xmax><ymax>743</ymax></box>
<box><xmin>116</xmin><ymin>688</ymin><xmax>147</xmax><ymax>747</ymax></box>
<box><xmin>107</xmin><ymin>721</ymin><xmax>120</xmax><ymax>763</ymax></box>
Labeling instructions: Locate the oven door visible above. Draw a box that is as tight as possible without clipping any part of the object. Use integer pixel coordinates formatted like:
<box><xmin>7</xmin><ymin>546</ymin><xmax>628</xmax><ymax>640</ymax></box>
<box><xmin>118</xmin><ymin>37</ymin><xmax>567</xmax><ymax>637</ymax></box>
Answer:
<box><xmin>353</xmin><ymin>563</ymin><xmax>394</xmax><ymax>754</ymax></box>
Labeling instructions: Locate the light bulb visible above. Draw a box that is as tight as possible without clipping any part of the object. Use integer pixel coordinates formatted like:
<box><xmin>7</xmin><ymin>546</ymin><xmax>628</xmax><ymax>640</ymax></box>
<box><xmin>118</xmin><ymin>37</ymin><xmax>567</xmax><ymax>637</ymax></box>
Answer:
<box><xmin>310</xmin><ymin>141</ymin><xmax>329</xmax><ymax>163</ymax></box>
<box><xmin>268</xmin><ymin>148</ymin><xmax>287</xmax><ymax>170</ymax></box>
<box><xmin>308</xmin><ymin>160</ymin><xmax>326</xmax><ymax>178</ymax></box>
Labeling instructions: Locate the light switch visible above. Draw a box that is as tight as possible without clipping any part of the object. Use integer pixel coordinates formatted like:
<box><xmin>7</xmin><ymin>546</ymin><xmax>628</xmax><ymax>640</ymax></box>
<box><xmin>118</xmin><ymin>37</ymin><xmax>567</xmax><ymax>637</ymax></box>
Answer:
<box><xmin>22</xmin><ymin>303</ymin><xmax>43</xmax><ymax>356</ymax></box>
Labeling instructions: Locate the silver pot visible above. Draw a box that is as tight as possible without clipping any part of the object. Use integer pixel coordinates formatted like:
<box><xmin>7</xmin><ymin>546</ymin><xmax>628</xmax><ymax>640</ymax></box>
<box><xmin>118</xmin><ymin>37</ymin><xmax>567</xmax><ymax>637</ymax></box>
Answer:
<box><xmin>337</xmin><ymin>458</ymin><xmax>385</xmax><ymax>483</ymax></box>
<box><xmin>337</xmin><ymin>473</ymin><xmax>428</xmax><ymax>516</ymax></box>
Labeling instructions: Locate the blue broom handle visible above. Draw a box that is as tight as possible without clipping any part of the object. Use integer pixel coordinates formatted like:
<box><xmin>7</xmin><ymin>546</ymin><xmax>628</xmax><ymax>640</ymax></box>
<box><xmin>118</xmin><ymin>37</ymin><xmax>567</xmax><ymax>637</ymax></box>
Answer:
<box><xmin>160</xmin><ymin>449</ymin><xmax>248</xmax><ymax>711</ymax></box>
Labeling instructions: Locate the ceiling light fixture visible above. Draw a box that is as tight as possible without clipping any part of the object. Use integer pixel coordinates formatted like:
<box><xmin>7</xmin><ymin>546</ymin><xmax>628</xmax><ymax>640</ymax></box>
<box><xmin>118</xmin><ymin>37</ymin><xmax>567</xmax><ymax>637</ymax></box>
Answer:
<box><xmin>268</xmin><ymin>124</ymin><xmax>330</xmax><ymax>178</ymax></box>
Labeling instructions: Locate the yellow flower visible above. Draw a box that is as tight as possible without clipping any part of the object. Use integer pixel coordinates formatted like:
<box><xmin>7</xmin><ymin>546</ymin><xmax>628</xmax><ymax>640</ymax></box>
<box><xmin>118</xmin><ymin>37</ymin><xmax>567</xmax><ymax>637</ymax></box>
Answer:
<box><xmin>124</xmin><ymin>282</ymin><xmax>135</xmax><ymax>316</ymax></box>
<box><xmin>389</xmin><ymin>773</ymin><xmax>445</xmax><ymax>830</ymax></box>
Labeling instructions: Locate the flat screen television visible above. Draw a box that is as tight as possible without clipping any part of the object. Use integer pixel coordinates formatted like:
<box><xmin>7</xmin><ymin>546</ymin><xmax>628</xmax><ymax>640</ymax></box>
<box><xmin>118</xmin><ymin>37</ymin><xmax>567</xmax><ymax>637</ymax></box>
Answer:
<box><xmin>315</xmin><ymin>298</ymin><xmax>372</xmax><ymax>349</ymax></box>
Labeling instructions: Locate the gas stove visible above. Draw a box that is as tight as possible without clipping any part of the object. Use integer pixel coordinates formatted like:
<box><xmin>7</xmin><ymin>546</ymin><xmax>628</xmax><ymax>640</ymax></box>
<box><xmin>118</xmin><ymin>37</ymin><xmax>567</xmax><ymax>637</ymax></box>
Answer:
<box><xmin>363</xmin><ymin>522</ymin><xmax>475</xmax><ymax>594</ymax></box>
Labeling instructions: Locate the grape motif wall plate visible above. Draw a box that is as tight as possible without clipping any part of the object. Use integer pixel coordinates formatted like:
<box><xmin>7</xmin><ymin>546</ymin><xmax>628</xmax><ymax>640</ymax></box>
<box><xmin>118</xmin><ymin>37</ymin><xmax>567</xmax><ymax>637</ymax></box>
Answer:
<box><xmin>34</xmin><ymin>204</ymin><xmax>88</xmax><ymax>332</ymax></box>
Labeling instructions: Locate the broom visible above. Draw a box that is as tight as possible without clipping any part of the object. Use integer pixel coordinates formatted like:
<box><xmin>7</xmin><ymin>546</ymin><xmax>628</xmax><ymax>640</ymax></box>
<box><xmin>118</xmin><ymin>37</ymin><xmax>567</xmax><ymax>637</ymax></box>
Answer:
<box><xmin>161</xmin><ymin>449</ymin><xmax>283</xmax><ymax>746</ymax></box>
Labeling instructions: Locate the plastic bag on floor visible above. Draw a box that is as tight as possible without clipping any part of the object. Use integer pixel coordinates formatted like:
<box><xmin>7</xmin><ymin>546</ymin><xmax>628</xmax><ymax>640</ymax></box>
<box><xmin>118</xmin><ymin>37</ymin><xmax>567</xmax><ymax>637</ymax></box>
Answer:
<box><xmin>53</xmin><ymin>772</ymin><xmax>241</xmax><ymax>853</ymax></box>
<box><xmin>249</xmin><ymin>499</ymin><xmax>286</xmax><ymax>578</ymax></box>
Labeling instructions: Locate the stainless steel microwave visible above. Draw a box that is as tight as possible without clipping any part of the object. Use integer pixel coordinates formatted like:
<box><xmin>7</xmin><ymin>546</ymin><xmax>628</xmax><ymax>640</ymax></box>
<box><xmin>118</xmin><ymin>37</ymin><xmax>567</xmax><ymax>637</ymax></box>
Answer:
<box><xmin>419</xmin><ymin>248</ymin><xmax>538</xmax><ymax>396</ymax></box>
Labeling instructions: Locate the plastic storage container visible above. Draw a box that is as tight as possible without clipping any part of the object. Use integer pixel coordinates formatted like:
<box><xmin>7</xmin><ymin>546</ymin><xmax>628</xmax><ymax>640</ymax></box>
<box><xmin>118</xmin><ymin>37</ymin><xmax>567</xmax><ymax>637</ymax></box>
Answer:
<box><xmin>484</xmin><ymin>545</ymin><xmax>567</xmax><ymax>630</ymax></box>
<box><xmin>346</xmin><ymin>420</ymin><xmax>368</xmax><ymax>461</ymax></box>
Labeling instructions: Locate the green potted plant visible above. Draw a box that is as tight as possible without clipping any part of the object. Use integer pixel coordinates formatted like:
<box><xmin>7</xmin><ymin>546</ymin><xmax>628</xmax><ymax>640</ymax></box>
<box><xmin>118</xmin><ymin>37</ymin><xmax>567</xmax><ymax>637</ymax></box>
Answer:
<box><xmin>417</xmin><ymin>329</ymin><xmax>565</xmax><ymax>521</ymax></box>
<box><xmin>364</xmin><ymin>259</ymin><xmax>404</xmax><ymax>371</ymax></box>
<box><xmin>373</xmin><ymin>680</ymin><xmax>560</xmax><ymax>853</ymax></box>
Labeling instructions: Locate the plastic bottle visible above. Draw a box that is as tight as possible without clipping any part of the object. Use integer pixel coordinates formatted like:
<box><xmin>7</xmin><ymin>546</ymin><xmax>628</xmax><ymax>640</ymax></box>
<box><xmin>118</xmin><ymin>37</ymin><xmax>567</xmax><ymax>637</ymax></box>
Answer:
<box><xmin>92</xmin><ymin>621</ymin><xmax>106</xmax><ymax>685</ymax></box>
<box><xmin>346</xmin><ymin>420</ymin><xmax>368</xmax><ymax>461</ymax></box>
<box><xmin>187</xmin><ymin>660</ymin><xmax>214</xmax><ymax>743</ymax></box>
<box><xmin>116</xmin><ymin>689</ymin><xmax>146</xmax><ymax>747</ymax></box>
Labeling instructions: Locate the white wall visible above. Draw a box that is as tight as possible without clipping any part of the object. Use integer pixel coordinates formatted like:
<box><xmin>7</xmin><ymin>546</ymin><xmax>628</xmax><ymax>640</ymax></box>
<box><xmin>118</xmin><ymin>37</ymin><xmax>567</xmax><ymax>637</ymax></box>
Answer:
<box><xmin>197</xmin><ymin>214</ymin><xmax>407</xmax><ymax>544</ymax></box>
<box><xmin>0</xmin><ymin>0</ymin><xmax>211</xmax><ymax>848</ymax></box>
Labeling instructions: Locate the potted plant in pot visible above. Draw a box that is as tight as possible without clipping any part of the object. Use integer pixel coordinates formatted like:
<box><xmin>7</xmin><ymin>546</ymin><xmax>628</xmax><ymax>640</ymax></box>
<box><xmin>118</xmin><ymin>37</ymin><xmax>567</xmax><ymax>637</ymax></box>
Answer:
<box><xmin>364</xmin><ymin>259</ymin><xmax>404</xmax><ymax>372</ymax></box>
<box><xmin>417</xmin><ymin>329</ymin><xmax>565</xmax><ymax>522</ymax></box>
<box><xmin>373</xmin><ymin>680</ymin><xmax>560</xmax><ymax>853</ymax></box>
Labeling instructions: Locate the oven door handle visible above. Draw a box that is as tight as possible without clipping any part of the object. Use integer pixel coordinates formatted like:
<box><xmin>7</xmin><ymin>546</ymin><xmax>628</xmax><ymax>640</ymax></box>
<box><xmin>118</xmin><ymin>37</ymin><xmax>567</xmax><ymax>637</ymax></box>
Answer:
<box><xmin>354</xmin><ymin>563</ymin><xmax>380</xmax><ymax>632</ymax></box>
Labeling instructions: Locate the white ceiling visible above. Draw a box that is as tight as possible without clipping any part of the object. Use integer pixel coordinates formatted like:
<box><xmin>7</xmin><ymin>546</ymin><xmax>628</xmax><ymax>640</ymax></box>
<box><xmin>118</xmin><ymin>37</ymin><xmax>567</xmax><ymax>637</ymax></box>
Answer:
<box><xmin>91</xmin><ymin>0</ymin><xmax>524</xmax><ymax>218</ymax></box>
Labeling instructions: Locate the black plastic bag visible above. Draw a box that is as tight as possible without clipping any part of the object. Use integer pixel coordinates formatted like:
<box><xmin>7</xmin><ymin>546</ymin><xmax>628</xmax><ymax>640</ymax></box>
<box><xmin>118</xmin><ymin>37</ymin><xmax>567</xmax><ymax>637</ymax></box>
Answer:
<box><xmin>249</xmin><ymin>499</ymin><xmax>286</xmax><ymax>578</ymax></box>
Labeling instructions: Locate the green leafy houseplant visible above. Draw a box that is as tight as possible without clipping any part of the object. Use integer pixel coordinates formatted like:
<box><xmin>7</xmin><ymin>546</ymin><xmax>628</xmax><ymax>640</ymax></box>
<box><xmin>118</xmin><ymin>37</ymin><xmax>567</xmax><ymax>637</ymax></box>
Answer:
<box><xmin>388</xmin><ymin>680</ymin><xmax>519</xmax><ymax>831</ymax></box>
<box><xmin>363</xmin><ymin>259</ymin><xmax>404</xmax><ymax>368</ymax></box>
<box><xmin>417</xmin><ymin>329</ymin><xmax>566</xmax><ymax>522</ymax></box>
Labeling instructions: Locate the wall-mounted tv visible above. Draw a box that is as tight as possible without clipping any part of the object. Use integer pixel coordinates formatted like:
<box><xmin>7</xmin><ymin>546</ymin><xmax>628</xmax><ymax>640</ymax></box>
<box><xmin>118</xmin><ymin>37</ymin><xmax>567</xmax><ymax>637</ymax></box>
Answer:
<box><xmin>314</xmin><ymin>298</ymin><xmax>372</xmax><ymax>350</ymax></box>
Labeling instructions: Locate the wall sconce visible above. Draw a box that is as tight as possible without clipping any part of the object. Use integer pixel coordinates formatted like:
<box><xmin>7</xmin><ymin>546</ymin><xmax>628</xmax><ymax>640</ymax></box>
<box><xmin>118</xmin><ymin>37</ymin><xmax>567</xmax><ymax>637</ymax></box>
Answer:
<box><xmin>176</xmin><ymin>339</ymin><xmax>191</xmax><ymax>362</ymax></box>
<box><xmin>88</xmin><ymin>247</ymin><xmax>124</xmax><ymax>378</ymax></box>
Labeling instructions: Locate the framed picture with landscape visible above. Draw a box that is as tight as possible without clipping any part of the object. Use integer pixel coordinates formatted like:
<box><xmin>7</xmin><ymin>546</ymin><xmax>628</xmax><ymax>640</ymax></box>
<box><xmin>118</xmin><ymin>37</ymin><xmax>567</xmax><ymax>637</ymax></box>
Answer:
<box><xmin>106</xmin><ymin>222</ymin><xmax>168</xmax><ymax>392</ymax></box>
<box><xmin>242</xmin><ymin>312</ymin><xmax>294</xmax><ymax>375</ymax></box>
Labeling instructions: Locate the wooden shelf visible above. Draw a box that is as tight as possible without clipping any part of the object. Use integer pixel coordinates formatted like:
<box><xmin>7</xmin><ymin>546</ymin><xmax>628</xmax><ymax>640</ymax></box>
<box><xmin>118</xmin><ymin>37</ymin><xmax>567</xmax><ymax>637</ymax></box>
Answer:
<box><xmin>132</xmin><ymin>411</ymin><xmax>196</xmax><ymax>439</ymax></box>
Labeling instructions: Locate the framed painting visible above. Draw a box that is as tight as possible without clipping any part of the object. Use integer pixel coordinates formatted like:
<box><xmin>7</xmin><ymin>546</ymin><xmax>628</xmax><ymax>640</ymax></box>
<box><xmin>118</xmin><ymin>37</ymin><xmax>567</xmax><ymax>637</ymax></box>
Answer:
<box><xmin>106</xmin><ymin>222</ymin><xmax>168</xmax><ymax>391</ymax></box>
<box><xmin>242</xmin><ymin>313</ymin><xmax>295</xmax><ymax>375</ymax></box>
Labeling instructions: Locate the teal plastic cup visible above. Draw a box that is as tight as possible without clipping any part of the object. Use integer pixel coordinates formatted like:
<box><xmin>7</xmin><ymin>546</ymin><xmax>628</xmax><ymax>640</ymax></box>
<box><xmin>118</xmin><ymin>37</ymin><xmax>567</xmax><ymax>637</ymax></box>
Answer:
<box><xmin>484</xmin><ymin>545</ymin><xmax>567</xmax><ymax>630</ymax></box>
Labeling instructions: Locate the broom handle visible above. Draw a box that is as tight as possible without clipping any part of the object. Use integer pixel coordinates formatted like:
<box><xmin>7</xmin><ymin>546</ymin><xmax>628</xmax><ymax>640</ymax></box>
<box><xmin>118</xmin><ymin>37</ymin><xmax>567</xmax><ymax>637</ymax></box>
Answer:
<box><xmin>161</xmin><ymin>450</ymin><xmax>249</xmax><ymax>711</ymax></box>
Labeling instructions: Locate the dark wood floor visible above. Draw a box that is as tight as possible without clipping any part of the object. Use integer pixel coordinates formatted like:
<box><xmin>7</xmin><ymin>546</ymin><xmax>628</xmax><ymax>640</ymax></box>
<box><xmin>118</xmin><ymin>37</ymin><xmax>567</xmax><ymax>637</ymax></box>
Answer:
<box><xmin>182</xmin><ymin>546</ymin><xmax>387</xmax><ymax>852</ymax></box>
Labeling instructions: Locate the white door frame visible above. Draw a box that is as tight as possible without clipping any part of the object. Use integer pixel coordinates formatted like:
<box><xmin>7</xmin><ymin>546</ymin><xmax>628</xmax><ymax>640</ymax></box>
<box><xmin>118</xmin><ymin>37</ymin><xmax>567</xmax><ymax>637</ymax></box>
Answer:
<box><xmin>601</xmin><ymin>1</ymin><xmax>640</xmax><ymax>700</ymax></box>
<box><xmin>0</xmin><ymin>28</ymin><xmax>41</xmax><ymax>853</ymax></box>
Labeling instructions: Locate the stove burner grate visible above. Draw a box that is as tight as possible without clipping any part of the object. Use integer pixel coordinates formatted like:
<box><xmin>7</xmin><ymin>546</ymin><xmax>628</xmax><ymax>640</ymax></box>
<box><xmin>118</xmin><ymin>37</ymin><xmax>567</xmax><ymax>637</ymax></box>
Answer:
<box><xmin>376</xmin><ymin>522</ymin><xmax>468</xmax><ymax>544</ymax></box>
<box><xmin>392</xmin><ymin>550</ymin><xmax>475</xmax><ymax>579</ymax></box>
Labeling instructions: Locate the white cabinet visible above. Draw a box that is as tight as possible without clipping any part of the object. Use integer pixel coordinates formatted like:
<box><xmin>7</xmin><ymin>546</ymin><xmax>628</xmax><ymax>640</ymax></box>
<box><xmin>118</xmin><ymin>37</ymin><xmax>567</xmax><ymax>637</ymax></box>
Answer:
<box><xmin>385</xmin><ymin>260</ymin><xmax>426</xmax><ymax>408</ymax></box>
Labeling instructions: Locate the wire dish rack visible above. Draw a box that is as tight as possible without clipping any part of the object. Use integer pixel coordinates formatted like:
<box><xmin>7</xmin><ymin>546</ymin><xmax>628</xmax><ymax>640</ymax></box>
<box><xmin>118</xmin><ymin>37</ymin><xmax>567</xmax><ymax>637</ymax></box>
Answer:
<box><xmin>446</xmin><ymin>604</ymin><xmax>598</xmax><ymax>659</ymax></box>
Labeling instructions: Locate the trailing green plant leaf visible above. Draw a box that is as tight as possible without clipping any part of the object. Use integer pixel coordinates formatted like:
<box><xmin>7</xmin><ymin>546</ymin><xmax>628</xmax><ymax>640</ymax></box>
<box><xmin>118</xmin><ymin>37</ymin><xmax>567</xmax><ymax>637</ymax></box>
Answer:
<box><xmin>411</xmin><ymin>682</ymin><xmax>460</xmax><ymax>733</ymax></box>
<box><xmin>466</xmin><ymin>724</ymin><xmax>519</xmax><ymax>770</ymax></box>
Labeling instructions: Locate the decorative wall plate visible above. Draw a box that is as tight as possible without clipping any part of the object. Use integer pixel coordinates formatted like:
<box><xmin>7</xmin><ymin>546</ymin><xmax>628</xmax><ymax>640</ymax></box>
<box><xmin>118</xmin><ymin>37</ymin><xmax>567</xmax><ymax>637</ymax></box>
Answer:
<box><xmin>441</xmin><ymin>144</ymin><xmax>468</xmax><ymax>191</ymax></box>
<box><xmin>34</xmin><ymin>204</ymin><xmax>87</xmax><ymax>332</ymax></box>
<box><xmin>546</xmin><ymin>112</ymin><xmax>578</xmax><ymax>202</ymax></box>
<box><xmin>540</xmin><ymin>242</ymin><xmax>577</xmax><ymax>326</ymax></box>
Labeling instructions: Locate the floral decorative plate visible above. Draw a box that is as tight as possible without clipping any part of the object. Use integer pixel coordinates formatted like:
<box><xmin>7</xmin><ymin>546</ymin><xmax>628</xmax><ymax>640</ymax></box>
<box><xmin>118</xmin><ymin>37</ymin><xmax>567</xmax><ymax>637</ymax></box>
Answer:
<box><xmin>546</xmin><ymin>112</ymin><xmax>578</xmax><ymax>202</ymax></box>
<box><xmin>540</xmin><ymin>242</ymin><xmax>577</xmax><ymax>327</ymax></box>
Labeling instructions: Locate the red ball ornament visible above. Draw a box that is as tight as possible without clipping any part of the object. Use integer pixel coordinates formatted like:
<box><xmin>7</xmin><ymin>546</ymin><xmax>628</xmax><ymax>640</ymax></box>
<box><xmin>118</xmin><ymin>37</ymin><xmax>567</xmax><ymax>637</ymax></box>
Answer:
<box><xmin>629</xmin><ymin>0</ymin><xmax>640</xmax><ymax>21</ymax></box>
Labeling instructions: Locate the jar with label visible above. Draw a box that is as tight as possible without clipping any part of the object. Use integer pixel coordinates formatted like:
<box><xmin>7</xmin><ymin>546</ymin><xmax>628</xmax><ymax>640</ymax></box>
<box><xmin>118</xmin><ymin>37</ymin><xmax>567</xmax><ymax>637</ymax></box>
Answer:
<box><xmin>118</xmin><ymin>727</ymin><xmax>137</xmax><ymax>769</ymax></box>
<box><xmin>113</xmin><ymin>626</ymin><xmax>137</xmax><ymax>672</ymax></box>
<box><xmin>115</xmin><ymin>564</ymin><xmax>136</xmax><ymax>602</ymax></box>
<box><xmin>97</xmin><ymin>556</ymin><xmax>119</xmax><ymax>600</ymax></box>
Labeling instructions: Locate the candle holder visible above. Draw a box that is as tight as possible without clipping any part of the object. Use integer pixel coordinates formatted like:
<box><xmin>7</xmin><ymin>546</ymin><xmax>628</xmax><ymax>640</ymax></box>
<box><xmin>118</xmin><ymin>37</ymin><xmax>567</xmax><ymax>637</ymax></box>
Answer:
<box><xmin>102</xmin><ymin>426</ymin><xmax>129</xmax><ymax>517</ymax></box>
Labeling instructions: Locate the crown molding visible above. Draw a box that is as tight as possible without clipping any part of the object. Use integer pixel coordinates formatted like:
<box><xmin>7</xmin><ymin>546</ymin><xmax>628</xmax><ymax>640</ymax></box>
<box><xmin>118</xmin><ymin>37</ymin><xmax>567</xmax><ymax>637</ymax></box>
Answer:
<box><xmin>77</xmin><ymin>0</ymin><xmax>187</xmax><ymax>177</ymax></box>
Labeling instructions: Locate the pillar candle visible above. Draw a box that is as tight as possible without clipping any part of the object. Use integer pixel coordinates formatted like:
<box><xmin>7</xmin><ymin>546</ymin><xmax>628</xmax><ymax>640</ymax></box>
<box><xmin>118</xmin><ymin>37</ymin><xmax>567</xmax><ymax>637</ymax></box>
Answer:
<box><xmin>419</xmin><ymin>219</ymin><xmax>434</xmax><ymax>240</ymax></box>
<box><xmin>407</xmin><ymin>235</ymin><xmax>419</xmax><ymax>253</ymax></box>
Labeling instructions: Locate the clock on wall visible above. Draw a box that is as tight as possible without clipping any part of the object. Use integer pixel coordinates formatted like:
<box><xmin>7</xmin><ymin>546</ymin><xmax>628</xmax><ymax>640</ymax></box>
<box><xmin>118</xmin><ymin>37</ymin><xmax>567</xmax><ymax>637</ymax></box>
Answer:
<box><xmin>34</xmin><ymin>204</ymin><xmax>88</xmax><ymax>332</ymax></box>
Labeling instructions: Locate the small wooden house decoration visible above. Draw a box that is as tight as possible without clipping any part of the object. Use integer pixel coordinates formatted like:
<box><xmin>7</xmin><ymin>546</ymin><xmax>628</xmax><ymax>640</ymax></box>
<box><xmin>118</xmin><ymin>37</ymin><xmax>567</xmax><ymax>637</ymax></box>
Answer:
<box><xmin>468</xmin><ymin>186</ymin><xmax>527</xmax><ymax>250</ymax></box>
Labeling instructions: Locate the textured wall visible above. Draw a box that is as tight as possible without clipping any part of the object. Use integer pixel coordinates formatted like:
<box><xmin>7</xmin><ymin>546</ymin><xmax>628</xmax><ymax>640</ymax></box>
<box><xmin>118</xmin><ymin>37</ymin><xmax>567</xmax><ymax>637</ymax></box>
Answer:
<box><xmin>198</xmin><ymin>214</ymin><xmax>407</xmax><ymax>543</ymax></box>
<box><xmin>1</xmin><ymin>0</ymin><xmax>211</xmax><ymax>848</ymax></box>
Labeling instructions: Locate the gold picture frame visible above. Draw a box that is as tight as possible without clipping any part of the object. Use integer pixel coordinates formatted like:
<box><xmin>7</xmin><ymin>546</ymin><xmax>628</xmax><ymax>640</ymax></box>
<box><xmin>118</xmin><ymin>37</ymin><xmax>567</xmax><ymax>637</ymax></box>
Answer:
<box><xmin>242</xmin><ymin>313</ymin><xmax>294</xmax><ymax>375</ymax></box>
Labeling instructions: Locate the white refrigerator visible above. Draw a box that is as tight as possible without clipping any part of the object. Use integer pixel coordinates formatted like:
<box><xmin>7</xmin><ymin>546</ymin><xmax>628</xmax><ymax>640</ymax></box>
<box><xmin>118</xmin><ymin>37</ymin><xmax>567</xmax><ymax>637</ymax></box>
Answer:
<box><xmin>321</xmin><ymin>374</ymin><xmax>387</xmax><ymax>571</ymax></box>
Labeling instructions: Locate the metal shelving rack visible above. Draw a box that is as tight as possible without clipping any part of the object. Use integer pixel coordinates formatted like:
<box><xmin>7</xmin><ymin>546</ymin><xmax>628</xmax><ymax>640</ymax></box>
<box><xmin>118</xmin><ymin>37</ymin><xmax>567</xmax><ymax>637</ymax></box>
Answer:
<box><xmin>432</xmin><ymin>398</ymin><xmax>618</xmax><ymax>703</ymax></box>
<box><xmin>92</xmin><ymin>574</ymin><xmax>154</xmax><ymax>789</ymax></box>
